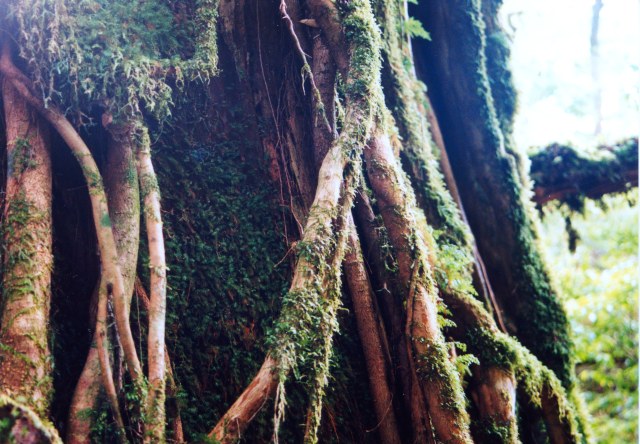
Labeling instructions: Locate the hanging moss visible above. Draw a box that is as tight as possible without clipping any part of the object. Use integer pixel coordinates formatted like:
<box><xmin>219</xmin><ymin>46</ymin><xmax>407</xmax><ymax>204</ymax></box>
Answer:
<box><xmin>5</xmin><ymin>0</ymin><xmax>219</xmax><ymax>123</ymax></box>
<box><xmin>529</xmin><ymin>137</ymin><xmax>638</xmax><ymax>210</ymax></box>
<box><xmin>373</xmin><ymin>0</ymin><xmax>477</xmax><ymax>300</ymax></box>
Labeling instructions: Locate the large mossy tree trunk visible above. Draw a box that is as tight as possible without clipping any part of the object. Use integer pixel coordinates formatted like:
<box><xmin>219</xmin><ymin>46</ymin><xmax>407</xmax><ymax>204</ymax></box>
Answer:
<box><xmin>0</xmin><ymin>78</ymin><xmax>53</xmax><ymax>416</ymax></box>
<box><xmin>0</xmin><ymin>0</ymin><xmax>604</xmax><ymax>442</ymax></box>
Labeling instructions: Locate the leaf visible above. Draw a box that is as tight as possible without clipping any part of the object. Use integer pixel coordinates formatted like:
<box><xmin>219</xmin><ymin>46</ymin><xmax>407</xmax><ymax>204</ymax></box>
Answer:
<box><xmin>404</xmin><ymin>17</ymin><xmax>431</xmax><ymax>41</ymax></box>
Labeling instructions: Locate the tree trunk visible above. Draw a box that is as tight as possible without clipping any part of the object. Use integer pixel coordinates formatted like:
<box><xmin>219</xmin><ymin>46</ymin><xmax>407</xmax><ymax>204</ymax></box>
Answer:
<box><xmin>0</xmin><ymin>78</ymin><xmax>52</xmax><ymax>417</ymax></box>
<box><xmin>413</xmin><ymin>0</ymin><xmax>575</xmax><ymax>389</ymax></box>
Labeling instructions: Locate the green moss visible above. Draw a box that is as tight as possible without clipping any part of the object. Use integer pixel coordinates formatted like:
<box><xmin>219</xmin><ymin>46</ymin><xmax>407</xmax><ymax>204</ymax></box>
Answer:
<box><xmin>261</xmin><ymin>2</ymin><xmax>385</xmax><ymax>441</ymax></box>
<box><xmin>0</xmin><ymin>395</ymin><xmax>62</xmax><ymax>443</ymax></box>
<box><xmin>8</xmin><ymin>137</ymin><xmax>37</xmax><ymax>177</ymax></box>
<box><xmin>99</xmin><ymin>212</ymin><xmax>111</xmax><ymax>228</ymax></box>
<box><xmin>471</xmin><ymin>417</ymin><xmax>515</xmax><ymax>444</ymax></box>
<box><xmin>8</xmin><ymin>0</ymin><xmax>219</xmax><ymax>123</ymax></box>
<box><xmin>374</xmin><ymin>0</ymin><xmax>478</xmax><ymax>304</ymax></box>
<box><xmin>529</xmin><ymin>138</ymin><xmax>638</xmax><ymax>211</ymax></box>
<box><xmin>410</xmin><ymin>0</ymin><xmax>578</xmax><ymax>394</ymax></box>
<box><xmin>464</xmin><ymin>327</ymin><xmax>584</xmax><ymax>443</ymax></box>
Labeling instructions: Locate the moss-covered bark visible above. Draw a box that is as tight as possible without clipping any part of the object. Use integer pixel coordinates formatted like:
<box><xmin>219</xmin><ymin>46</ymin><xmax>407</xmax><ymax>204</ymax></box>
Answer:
<box><xmin>413</xmin><ymin>0</ymin><xmax>576</xmax><ymax>391</ymax></box>
<box><xmin>0</xmin><ymin>0</ymin><xmax>612</xmax><ymax>442</ymax></box>
<box><xmin>0</xmin><ymin>79</ymin><xmax>52</xmax><ymax>417</ymax></box>
<box><xmin>529</xmin><ymin>138</ymin><xmax>638</xmax><ymax>207</ymax></box>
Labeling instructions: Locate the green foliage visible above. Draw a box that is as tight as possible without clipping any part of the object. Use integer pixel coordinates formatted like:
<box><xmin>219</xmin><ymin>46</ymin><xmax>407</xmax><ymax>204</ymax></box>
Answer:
<box><xmin>540</xmin><ymin>196</ymin><xmax>638</xmax><ymax>443</ymax></box>
<box><xmin>7</xmin><ymin>0</ymin><xmax>219</xmax><ymax>122</ymax></box>
<box><xmin>144</xmin><ymin>83</ymin><xmax>289</xmax><ymax>441</ymax></box>
<box><xmin>471</xmin><ymin>417</ymin><xmax>514</xmax><ymax>444</ymax></box>
<box><xmin>402</xmin><ymin>17</ymin><xmax>431</xmax><ymax>41</ymax></box>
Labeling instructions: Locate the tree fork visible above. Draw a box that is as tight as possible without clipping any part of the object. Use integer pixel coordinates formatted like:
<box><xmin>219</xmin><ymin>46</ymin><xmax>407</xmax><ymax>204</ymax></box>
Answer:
<box><xmin>308</xmin><ymin>0</ymin><xmax>470</xmax><ymax>441</ymax></box>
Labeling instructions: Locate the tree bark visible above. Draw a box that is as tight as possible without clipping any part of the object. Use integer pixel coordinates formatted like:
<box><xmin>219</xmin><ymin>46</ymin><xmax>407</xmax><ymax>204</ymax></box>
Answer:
<box><xmin>365</xmin><ymin>131</ymin><xmax>472</xmax><ymax>443</ymax></box>
<box><xmin>135</xmin><ymin>123</ymin><xmax>167</xmax><ymax>443</ymax></box>
<box><xmin>0</xmin><ymin>43</ymin><xmax>145</xmax><ymax>390</ymax></box>
<box><xmin>67</xmin><ymin>124</ymin><xmax>140</xmax><ymax>443</ymax></box>
<box><xmin>0</xmin><ymin>78</ymin><xmax>52</xmax><ymax>417</ymax></box>
<box><xmin>413</xmin><ymin>0</ymin><xmax>575</xmax><ymax>389</ymax></box>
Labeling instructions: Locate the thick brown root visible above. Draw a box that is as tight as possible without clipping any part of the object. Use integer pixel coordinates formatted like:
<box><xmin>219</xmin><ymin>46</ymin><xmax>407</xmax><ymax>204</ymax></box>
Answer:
<box><xmin>208</xmin><ymin>357</ymin><xmax>279</xmax><ymax>443</ymax></box>
<box><xmin>365</xmin><ymin>131</ymin><xmax>472</xmax><ymax>443</ymax></box>
<box><xmin>67</xmin><ymin>124</ymin><xmax>140</xmax><ymax>443</ymax></box>
<box><xmin>352</xmin><ymin>191</ymin><xmax>427</xmax><ymax>440</ymax></box>
<box><xmin>343</xmin><ymin>215</ymin><xmax>401</xmax><ymax>444</ymax></box>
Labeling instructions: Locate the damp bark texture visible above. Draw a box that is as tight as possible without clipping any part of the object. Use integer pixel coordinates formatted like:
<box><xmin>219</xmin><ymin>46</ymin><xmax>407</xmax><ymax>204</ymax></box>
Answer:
<box><xmin>0</xmin><ymin>78</ymin><xmax>52</xmax><ymax>417</ymax></box>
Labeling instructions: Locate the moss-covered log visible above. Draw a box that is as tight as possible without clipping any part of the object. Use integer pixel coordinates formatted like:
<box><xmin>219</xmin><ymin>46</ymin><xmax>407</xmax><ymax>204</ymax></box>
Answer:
<box><xmin>529</xmin><ymin>138</ymin><xmax>638</xmax><ymax>207</ymax></box>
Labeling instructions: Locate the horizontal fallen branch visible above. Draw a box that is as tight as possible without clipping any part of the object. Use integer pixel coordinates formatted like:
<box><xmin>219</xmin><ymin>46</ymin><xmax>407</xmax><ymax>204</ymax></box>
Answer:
<box><xmin>529</xmin><ymin>138</ymin><xmax>638</xmax><ymax>206</ymax></box>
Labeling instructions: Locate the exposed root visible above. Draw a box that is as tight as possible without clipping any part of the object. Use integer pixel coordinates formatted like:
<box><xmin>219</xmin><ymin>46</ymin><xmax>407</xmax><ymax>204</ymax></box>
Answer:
<box><xmin>210</xmin><ymin>1</ymin><xmax>381</xmax><ymax>441</ymax></box>
<box><xmin>444</xmin><ymin>289</ymin><xmax>581</xmax><ymax>443</ymax></box>
<box><xmin>134</xmin><ymin>278</ymin><xmax>184</xmax><ymax>443</ymax></box>
<box><xmin>342</xmin><ymin>214</ymin><xmax>401</xmax><ymax>444</ymax></box>
<box><xmin>68</xmin><ymin>122</ymin><xmax>140</xmax><ymax>443</ymax></box>
<box><xmin>132</xmin><ymin>122</ymin><xmax>167</xmax><ymax>443</ymax></box>
<box><xmin>365</xmin><ymin>131</ymin><xmax>472</xmax><ymax>443</ymax></box>
<box><xmin>0</xmin><ymin>41</ymin><xmax>144</xmax><ymax>389</ymax></box>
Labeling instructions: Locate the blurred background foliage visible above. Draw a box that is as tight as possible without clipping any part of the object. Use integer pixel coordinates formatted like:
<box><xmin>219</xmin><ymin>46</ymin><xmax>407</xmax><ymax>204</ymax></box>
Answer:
<box><xmin>502</xmin><ymin>0</ymin><xmax>638</xmax><ymax>442</ymax></box>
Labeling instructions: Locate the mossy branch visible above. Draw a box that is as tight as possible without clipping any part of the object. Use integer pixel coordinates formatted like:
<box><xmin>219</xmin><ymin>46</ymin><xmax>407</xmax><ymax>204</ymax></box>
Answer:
<box><xmin>529</xmin><ymin>138</ymin><xmax>638</xmax><ymax>208</ymax></box>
